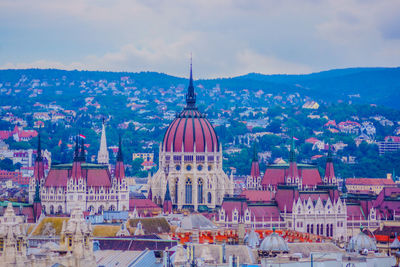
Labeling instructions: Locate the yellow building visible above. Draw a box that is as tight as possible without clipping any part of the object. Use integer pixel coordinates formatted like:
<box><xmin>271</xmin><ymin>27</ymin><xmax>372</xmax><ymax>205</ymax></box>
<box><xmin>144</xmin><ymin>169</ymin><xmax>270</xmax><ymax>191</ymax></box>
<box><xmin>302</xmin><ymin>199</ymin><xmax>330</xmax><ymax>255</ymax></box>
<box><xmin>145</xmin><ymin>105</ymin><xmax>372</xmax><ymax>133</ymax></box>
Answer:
<box><xmin>302</xmin><ymin>101</ymin><xmax>320</xmax><ymax>110</ymax></box>
<box><xmin>132</xmin><ymin>152</ymin><xmax>154</xmax><ymax>162</ymax></box>
<box><xmin>346</xmin><ymin>174</ymin><xmax>396</xmax><ymax>195</ymax></box>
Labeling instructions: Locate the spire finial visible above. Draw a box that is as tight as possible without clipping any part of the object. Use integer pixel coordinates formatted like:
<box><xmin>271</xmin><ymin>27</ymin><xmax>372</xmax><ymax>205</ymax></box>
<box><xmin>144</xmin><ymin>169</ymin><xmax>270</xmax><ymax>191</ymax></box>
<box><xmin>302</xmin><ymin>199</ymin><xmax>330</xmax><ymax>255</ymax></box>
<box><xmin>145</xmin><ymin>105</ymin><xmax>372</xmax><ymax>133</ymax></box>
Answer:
<box><xmin>185</xmin><ymin>56</ymin><xmax>196</xmax><ymax>109</ymax></box>
<box><xmin>117</xmin><ymin>134</ymin><xmax>123</xmax><ymax>162</ymax></box>
<box><xmin>80</xmin><ymin>137</ymin><xmax>86</xmax><ymax>162</ymax></box>
<box><xmin>164</xmin><ymin>180</ymin><xmax>171</xmax><ymax>201</ymax></box>
<box><xmin>34</xmin><ymin>178</ymin><xmax>41</xmax><ymax>203</ymax></box>
<box><xmin>36</xmin><ymin>128</ymin><xmax>43</xmax><ymax>162</ymax></box>
<box><xmin>252</xmin><ymin>144</ymin><xmax>257</xmax><ymax>162</ymax></box>
<box><xmin>327</xmin><ymin>142</ymin><xmax>333</xmax><ymax>162</ymax></box>
<box><xmin>289</xmin><ymin>133</ymin><xmax>296</xmax><ymax>163</ymax></box>
<box><xmin>74</xmin><ymin>133</ymin><xmax>80</xmax><ymax>161</ymax></box>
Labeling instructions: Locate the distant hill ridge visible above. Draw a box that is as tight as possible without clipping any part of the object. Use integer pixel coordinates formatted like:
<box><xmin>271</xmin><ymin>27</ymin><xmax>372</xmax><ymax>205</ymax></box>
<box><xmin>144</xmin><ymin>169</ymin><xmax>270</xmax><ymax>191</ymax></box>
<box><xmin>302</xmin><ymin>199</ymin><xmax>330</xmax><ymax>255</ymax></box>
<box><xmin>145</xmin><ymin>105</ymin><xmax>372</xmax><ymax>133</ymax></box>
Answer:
<box><xmin>1</xmin><ymin>67</ymin><xmax>400</xmax><ymax>109</ymax></box>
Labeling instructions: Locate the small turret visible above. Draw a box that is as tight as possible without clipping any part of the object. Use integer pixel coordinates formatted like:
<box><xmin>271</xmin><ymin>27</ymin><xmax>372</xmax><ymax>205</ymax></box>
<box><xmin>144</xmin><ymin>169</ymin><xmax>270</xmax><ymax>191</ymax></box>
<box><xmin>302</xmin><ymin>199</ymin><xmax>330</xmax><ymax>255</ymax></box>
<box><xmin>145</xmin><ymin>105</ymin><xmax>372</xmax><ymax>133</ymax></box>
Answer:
<box><xmin>324</xmin><ymin>144</ymin><xmax>336</xmax><ymax>184</ymax></box>
<box><xmin>79</xmin><ymin>138</ymin><xmax>86</xmax><ymax>162</ymax></box>
<box><xmin>286</xmin><ymin>136</ymin><xmax>299</xmax><ymax>185</ymax></box>
<box><xmin>163</xmin><ymin>180</ymin><xmax>172</xmax><ymax>214</ymax></box>
<box><xmin>71</xmin><ymin>135</ymin><xmax>83</xmax><ymax>180</ymax></box>
<box><xmin>115</xmin><ymin>135</ymin><xmax>125</xmax><ymax>181</ymax></box>
<box><xmin>250</xmin><ymin>145</ymin><xmax>260</xmax><ymax>178</ymax></box>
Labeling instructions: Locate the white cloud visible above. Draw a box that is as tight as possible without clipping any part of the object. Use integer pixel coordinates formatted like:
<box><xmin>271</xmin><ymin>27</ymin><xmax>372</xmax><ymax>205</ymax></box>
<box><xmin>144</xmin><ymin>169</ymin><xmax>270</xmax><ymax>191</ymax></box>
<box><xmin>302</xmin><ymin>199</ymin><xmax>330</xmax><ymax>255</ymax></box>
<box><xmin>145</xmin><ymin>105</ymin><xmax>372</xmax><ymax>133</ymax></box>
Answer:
<box><xmin>0</xmin><ymin>0</ymin><xmax>399</xmax><ymax>77</ymax></box>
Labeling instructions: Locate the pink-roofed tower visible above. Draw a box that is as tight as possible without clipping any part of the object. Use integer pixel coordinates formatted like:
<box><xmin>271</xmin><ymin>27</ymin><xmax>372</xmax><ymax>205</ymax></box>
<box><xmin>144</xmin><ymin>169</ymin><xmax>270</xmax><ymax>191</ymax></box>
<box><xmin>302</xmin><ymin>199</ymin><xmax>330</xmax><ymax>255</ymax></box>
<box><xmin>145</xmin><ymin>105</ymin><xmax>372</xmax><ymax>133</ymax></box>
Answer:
<box><xmin>29</xmin><ymin>131</ymin><xmax>45</xmax><ymax>203</ymax></box>
<box><xmin>285</xmin><ymin>137</ymin><xmax>301</xmax><ymax>187</ymax></box>
<box><xmin>324</xmin><ymin>146</ymin><xmax>336</xmax><ymax>185</ymax></box>
<box><xmin>114</xmin><ymin>135</ymin><xmax>125</xmax><ymax>181</ymax></box>
<box><xmin>71</xmin><ymin>136</ymin><xmax>83</xmax><ymax>180</ymax></box>
<box><xmin>246</xmin><ymin>145</ymin><xmax>261</xmax><ymax>189</ymax></box>
<box><xmin>163</xmin><ymin>180</ymin><xmax>172</xmax><ymax>214</ymax></box>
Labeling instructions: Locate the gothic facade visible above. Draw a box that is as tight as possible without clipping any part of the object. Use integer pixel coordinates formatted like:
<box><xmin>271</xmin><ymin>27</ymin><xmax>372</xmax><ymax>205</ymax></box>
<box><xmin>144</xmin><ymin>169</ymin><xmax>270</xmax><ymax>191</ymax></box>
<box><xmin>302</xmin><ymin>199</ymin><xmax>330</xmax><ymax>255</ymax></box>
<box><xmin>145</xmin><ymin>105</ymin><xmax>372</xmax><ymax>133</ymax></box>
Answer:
<box><xmin>148</xmin><ymin>65</ymin><xmax>234</xmax><ymax>211</ymax></box>
<box><xmin>0</xmin><ymin>203</ymin><xmax>96</xmax><ymax>267</ymax></box>
<box><xmin>29</xmin><ymin>132</ymin><xmax>128</xmax><ymax>215</ymax></box>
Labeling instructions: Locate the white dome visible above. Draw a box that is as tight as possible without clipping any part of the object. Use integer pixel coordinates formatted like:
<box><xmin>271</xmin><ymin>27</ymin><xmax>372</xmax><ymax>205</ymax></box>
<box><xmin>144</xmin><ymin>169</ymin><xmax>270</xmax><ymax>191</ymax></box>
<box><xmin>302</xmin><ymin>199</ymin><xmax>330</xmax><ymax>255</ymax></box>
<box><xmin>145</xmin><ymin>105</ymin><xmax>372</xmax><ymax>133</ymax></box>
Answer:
<box><xmin>245</xmin><ymin>229</ymin><xmax>260</xmax><ymax>248</ymax></box>
<box><xmin>260</xmin><ymin>229</ymin><xmax>289</xmax><ymax>253</ymax></box>
<box><xmin>347</xmin><ymin>228</ymin><xmax>377</xmax><ymax>253</ymax></box>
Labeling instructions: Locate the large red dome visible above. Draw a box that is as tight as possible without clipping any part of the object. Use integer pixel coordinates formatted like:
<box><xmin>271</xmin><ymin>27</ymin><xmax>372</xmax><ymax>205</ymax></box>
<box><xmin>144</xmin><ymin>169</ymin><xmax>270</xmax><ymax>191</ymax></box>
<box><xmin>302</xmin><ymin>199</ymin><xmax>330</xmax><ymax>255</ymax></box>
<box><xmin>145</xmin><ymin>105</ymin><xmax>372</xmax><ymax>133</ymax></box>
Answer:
<box><xmin>162</xmin><ymin>65</ymin><xmax>219</xmax><ymax>153</ymax></box>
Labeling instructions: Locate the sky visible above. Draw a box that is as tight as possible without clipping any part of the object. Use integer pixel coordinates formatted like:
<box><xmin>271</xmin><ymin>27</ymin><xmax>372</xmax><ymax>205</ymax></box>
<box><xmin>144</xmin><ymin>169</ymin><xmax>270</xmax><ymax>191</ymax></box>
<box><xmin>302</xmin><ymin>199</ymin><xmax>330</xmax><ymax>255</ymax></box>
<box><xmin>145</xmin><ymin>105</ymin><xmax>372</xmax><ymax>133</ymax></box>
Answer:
<box><xmin>1</xmin><ymin>0</ymin><xmax>400</xmax><ymax>78</ymax></box>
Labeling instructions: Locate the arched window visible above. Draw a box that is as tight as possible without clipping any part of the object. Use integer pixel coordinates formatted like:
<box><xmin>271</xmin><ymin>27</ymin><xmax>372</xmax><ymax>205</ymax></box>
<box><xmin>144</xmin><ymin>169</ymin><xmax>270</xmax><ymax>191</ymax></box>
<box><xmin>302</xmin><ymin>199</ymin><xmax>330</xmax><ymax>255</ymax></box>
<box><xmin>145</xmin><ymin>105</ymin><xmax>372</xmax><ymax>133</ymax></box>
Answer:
<box><xmin>50</xmin><ymin>205</ymin><xmax>54</xmax><ymax>214</ymax></box>
<box><xmin>109</xmin><ymin>205</ymin><xmax>115</xmax><ymax>211</ymax></box>
<box><xmin>58</xmin><ymin>205</ymin><xmax>63</xmax><ymax>214</ymax></box>
<box><xmin>174</xmin><ymin>179</ymin><xmax>179</xmax><ymax>204</ymax></box>
<box><xmin>307</xmin><ymin>224</ymin><xmax>309</xmax><ymax>233</ymax></box>
<box><xmin>208</xmin><ymin>192</ymin><xmax>212</xmax><ymax>204</ymax></box>
<box><xmin>99</xmin><ymin>205</ymin><xmax>104</xmax><ymax>213</ymax></box>
<box><xmin>185</xmin><ymin>178</ymin><xmax>192</xmax><ymax>204</ymax></box>
<box><xmin>88</xmin><ymin>206</ymin><xmax>94</xmax><ymax>212</ymax></box>
<box><xmin>320</xmin><ymin>224</ymin><xmax>323</xmax><ymax>235</ymax></box>
<box><xmin>326</xmin><ymin>224</ymin><xmax>330</xmax><ymax>237</ymax></box>
<box><xmin>198</xmin><ymin>179</ymin><xmax>203</xmax><ymax>204</ymax></box>
<box><xmin>311</xmin><ymin>224</ymin><xmax>314</xmax><ymax>234</ymax></box>
<box><xmin>316</xmin><ymin>224</ymin><xmax>319</xmax><ymax>235</ymax></box>
<box><xmin>330</xmin><ymin>224</ymin><xmax>333</xmax><ymax>237</ymax></box>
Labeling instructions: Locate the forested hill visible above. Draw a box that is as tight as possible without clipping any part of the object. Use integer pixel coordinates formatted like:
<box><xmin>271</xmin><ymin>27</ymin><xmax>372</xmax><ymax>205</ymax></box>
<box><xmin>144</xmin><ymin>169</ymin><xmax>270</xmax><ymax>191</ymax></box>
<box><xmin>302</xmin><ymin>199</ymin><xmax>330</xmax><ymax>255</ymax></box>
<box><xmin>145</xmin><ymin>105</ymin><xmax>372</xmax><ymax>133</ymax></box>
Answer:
<box><xmin>1</xmin><ymin>67</ymin><xmax>400</xmax><ymax>108</ymax></box>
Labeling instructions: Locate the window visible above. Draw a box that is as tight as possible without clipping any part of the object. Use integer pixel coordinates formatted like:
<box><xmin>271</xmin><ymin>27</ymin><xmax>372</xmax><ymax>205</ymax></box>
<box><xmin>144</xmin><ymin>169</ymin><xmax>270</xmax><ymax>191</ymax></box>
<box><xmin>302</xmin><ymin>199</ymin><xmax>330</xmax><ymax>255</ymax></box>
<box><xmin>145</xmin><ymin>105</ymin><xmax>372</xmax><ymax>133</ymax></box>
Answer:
<box><xmin>307</xmin><ymin>224</ymin><xmax>309</xmax><ymax>233</ymax></box>
<box><xmin>316</xmin><ymin>224</ymin><xmax>319</xmax><ymax>235</ymax></box>
<box><xmin>17</xmin><ymin>240</ymin><xmax>22</xmax><ymax>251</ymax></box>
<box><xmin>0</xmin><ymin>238</ymin><xmax>3</xmax><ymax>251</ymax></box>
<box><xmin>186</xmin><ymin>165</ymin><xmax>192</xmax><ymax>171</ymax></box>
<box><xmin>174</xmin><ymin>179</ymin><xmax>179</xmax><ymax>204</ymax></box>
<box><xmin>208</xmin><ymin>165</ymin><xmax>212</xmax><ymax>171</ymax></box>
<box><xmin>208</xmin><ymin>192</ymin><xmax>212</xmax><ymax>204</ymax></box>
<box><xmin>185</xmin><ymin>178</ymin><xmax>192</xmax><ymax>204</ymax></box>
<box><xmin>198</xmin><ymin>179</ymin><xmax>203</xmax><ymax>204</ymax></box>
<box><xmin>320</xmin><ymin>224</ymin><xmax>323</xmax><ymax>235</ymax></box>
<box><xmin>197</xmin><ymin>165</ymin><xmax>203</xmax><ymax>171</ymax></box>
<box><xmin>326</xmin><ymin>224</ymin><xmax>330</xmax><ymax>237</ymax></box>
<box><xmin>68</xmin><ymin>236</ymin><xmax>72</xmax><ymax>247</ymax></box>
<box><xmin>176</xmin><ymin>165</ymin><xmax>181</xmax><ymax>171</ymax></box>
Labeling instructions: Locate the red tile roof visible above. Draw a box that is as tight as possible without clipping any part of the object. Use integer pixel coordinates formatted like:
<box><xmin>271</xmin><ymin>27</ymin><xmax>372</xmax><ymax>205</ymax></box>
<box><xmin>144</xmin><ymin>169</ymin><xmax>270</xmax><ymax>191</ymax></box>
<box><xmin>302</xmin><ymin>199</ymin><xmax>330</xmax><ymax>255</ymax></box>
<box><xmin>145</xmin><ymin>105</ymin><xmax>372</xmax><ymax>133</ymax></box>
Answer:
<box><xmin>250</xmin><ymin>160</ymin><xmax>260</xmax><ymax>178</ymax></box>
<box><xmin>0</xmin><ymin>131</ymin><xmax>10</xmax><ymax>140</ymax></box>
<box><xmin>346</xmin><ymin>178</ymin><xmax>395</xmax><ymax>186</ymax></box>
<box><xmin>248</xmin><ymin>205</ymin><xmax>281</xmax><ymax>221</ymax></box>
<box><xmin>221</xmin><ymin>199</ymin><xmax>248</xmax><ymax>221</ymax></box>
<box><xmin>261</xmin><ymin>165</ymin><xmax>322</xmax><ymax>188</ymax></box>
<box><xmin>384</xmin><ymin>136</ymin><xmax>400</xmax><ymax>142</ymax></box>
<box><xmin>45</xmin><ymin>169</ymin><xmax>69</xmax><ymax>187</ymax></box>
<box><xmin>347</xmin><ymin>204</ymin><xmax>365</xmax><ymax>220</ymax></box>
<box><xmin>129</xmin><ymin>198</ymin><xmax>161</xmax><ymax>216</ymax></box>
<box><xmin>240</xmin><ymin>190</ymin><xmax>274</xmax><ymax>202</ymax></box>
<box><xmin>305</xmin><ymin>137</ymin><xmax>320</xmax><ymax>144</ymax></box>
<box><xmin>86</xmin><ymin>169</ymin><xmax>111</xmax><ymax>187</ymax></box>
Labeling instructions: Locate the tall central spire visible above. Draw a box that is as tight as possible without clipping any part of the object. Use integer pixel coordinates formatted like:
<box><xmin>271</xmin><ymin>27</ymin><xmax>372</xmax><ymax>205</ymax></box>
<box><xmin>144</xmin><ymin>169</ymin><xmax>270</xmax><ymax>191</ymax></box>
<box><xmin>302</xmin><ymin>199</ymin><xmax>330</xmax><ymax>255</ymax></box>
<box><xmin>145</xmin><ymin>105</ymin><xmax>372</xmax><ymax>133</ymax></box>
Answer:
<box><xmin>98</xmin><ymin>118</ymin><xmax>110</xmax><ymax>165</ymax></box>
<box><xmin>36</xmin><ymin>131</ymin><xmax>43</xmax><ymax>162</ymax></box>
<box><xmin>289</xmin><ymin>136</ymin><xmax>296</xmax><ymax>163</ymax></box>
<box><xmin>185</xmin><ymin>56</ymin><xmax>196</xmax><ymax>109</ymax></box>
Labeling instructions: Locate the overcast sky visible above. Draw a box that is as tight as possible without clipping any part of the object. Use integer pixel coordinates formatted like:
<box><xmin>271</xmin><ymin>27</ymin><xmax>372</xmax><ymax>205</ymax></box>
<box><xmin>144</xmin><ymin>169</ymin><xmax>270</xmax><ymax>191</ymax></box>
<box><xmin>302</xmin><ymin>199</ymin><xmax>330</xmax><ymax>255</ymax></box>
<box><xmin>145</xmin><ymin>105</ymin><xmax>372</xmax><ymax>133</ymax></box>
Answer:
<box><xmin>1</xmin><ymin>0</ymin><xmax>399</xmax><ymax>78</ymax></box>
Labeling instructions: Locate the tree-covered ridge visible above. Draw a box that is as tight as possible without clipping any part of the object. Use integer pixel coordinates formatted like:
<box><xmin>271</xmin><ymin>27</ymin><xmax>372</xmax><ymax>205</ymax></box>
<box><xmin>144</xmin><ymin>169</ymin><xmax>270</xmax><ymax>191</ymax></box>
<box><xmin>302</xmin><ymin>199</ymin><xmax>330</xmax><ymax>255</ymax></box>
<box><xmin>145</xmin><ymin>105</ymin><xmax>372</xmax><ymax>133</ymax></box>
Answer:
<box><xmin>0</xmin><ymin>68</ymin><xmax>399</xmax><ymax>178</ymax></box>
